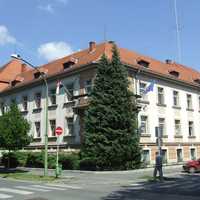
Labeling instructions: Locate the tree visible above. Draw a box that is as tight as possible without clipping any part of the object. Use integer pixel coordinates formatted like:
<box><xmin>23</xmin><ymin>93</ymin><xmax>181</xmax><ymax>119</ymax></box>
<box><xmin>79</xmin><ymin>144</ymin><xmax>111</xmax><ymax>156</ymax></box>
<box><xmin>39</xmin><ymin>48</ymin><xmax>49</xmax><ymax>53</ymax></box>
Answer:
<box><xmin>81</xmin><ymin>45</ymin><xmax>141</xmax><ymax>170</ymax></box>
<box><xmin>0</xmin><ymin>103</ymin><xmax>31</xmax><ymax>167</ymax></box>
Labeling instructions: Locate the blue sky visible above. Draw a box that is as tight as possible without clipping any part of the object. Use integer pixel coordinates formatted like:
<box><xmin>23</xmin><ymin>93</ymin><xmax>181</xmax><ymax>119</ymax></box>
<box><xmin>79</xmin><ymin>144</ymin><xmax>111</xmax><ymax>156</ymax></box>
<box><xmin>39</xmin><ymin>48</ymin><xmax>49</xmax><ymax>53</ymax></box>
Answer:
<box><xmin>0</xmin><ymin>0</ymin><xmax>200</xmax><ymax>71</ymax></box>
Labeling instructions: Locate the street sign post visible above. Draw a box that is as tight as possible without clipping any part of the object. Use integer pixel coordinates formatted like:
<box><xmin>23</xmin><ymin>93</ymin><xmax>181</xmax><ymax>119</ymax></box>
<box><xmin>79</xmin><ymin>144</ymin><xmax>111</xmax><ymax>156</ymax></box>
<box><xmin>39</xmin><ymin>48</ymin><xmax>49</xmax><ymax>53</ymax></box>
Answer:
<box><xmin>55</xmin><ymin>127</ymin><xmax>63</xmax><ymax>178</ymax></box>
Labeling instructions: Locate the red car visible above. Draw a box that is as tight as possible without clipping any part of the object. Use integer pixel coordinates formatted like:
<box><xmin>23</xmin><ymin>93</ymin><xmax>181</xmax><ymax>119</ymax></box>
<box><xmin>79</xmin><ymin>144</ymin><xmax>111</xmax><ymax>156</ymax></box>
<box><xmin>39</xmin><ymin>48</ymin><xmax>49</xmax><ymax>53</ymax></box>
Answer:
<box><xmin>183</xmin><ymin>158</ymin><xmax>200</xmax><ymax>173</ymax></box>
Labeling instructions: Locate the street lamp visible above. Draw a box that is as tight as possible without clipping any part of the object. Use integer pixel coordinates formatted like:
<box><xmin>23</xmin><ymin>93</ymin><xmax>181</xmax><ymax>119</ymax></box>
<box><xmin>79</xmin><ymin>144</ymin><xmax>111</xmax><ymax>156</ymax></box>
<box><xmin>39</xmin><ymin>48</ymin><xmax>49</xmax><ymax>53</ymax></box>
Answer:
<box><xmin>11</xmin><ymin>54</ymin><xmax>49</xmax><ymax>176</ymax></box>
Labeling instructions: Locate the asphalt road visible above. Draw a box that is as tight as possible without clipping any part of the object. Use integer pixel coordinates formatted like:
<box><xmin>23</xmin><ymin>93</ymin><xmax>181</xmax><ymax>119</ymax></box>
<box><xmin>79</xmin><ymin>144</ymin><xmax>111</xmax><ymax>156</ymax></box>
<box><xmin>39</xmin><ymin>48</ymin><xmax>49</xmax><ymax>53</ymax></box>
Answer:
<box><xmin>0</xmin><ymin>166</ymin><xmax>198</xmax><ymax>200</ymax></box>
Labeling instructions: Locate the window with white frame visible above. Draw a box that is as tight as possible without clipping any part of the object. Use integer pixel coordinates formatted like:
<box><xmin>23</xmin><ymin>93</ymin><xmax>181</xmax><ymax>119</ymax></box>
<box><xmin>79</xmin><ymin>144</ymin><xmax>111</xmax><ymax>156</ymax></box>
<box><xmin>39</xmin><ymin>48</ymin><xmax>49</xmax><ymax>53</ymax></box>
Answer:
<box><xmin>175</xmin><ymin>119</ymin><xmax>181</xmax><ymax>135</ymax></box>
<box><xmin>49</xmin><ymin>89</ymin><xmax>56</xmax><ymax>105</ymax></box>
<box><xmin>157</xmin><ymin>87</ymin><xmax>164</xmax><ymax>105</ymax></box>
<box><xmin>159</xmin><ymin>118</ymin><xmax>166</xmax><ymax>136</ymax></box>
<box><xmin>140</xmin><ymin>116</ymin><xmax>148</xmax><ymax>134</ymax></box>
<box><xmin>35</xmin><ymin>92</ymin><xmax>41</xmax><ymax>109</ymax></box>
<box><xmin>65</xmin><ymin>83</ymin><xmax>74</xmax><ymax>101</ymax></box>
<box><xmin>49</xmin><ymin>119</ymin><xmax>56</xmax><ymax>137</ymax></box>
<box><xmin>190</xmin><ymin>148</ymin><xmax>196</xmax><ymax>160</ymax></box>
<box><xmin>139</xmin><ymin>82</ymin><xmax>147</xmax><ymax>100</ymax></box>
<box><xmin>66</xmin><ymin>117</ymin><xmax>74</xmax><ymax>135</ymax></box>
<box><xmin>177</xmin><ymin>149</ymin><xmax>183</xmax><ymax>162</ymax></box>
<box><xmin>84</xmin><ymin>79</ymin><xmax>92</xmax><ymax>95</ymax></box>
<box><xmin>187</xmin><ymin>94</ymin><xmax>192</xmax><ymax>109</ymax></box>
<box><xmin>173</xmin><ymin>91</ymin><xmax>179</xmax><ymax>106</ymax></box>
<box><xmin>188</xmin><ymin>121</ymin><xmax>194</xmax><ymax>137</ymax></box>
<box><xmin>22</xmin><ymin>96</ymin><xmax>28</xmax><ymax>111</ymax></box>
<box><xmin>142</xmin><ymin>149</ymin><xmax>150</xmax><ymax>165</ymax></box>
<box><xmin>35</xmin><ymin>121</ymin><xmax>41</xmax><ymax>138</ymax></box>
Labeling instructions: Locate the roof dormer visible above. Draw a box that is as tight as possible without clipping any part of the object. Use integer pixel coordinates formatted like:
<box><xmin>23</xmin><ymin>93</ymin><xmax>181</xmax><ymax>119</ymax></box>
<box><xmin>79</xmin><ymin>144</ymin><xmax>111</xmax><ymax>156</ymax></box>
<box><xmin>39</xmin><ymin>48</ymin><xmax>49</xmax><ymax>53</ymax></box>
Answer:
<box><xmin>63</xmin><ymin>57</ymin><xmax>78</xmax><ymax>70</ymax></box>
<box><xmin>169</xmin><ymin>70</ymin><xmax>179</xmax><ymax>78</ymax></box>
<box><xmin>11</xmin><ymin>76</ymin><xmax>24</xmax><ymax>87</ymax></box>
<box><xmin>194</xmin><ymin>78</ymin><xmax>200</xmax><ymax>84</ymax></box>
<box><xmin>137</xmin><ymin>59</ymin><xmax>150</xmax><ymax>68</ymax></box>
<box><xmin>33</xmin><ymin>68</ymin><xmax>48</xmax><ymax>79</ymax></box>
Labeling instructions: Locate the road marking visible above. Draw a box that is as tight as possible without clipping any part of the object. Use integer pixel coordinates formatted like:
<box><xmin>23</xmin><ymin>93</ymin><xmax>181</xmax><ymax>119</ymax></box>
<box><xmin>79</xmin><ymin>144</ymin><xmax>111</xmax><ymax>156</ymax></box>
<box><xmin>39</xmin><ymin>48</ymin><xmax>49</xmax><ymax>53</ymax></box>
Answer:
<box><xmin>15</xmin><ymin>186</ymin><xmax>50</xmax><ymax>192</ymax></box>
<box><xmin>47</xmin><ymin>184</ymin><xmax>82</xmax><ymax>189</ymax></box>
<box><xmin>0</xmin><ymin>188</ymin><xmax>33</xmax><ymax>195</ymax></box>
<box><xmin>31</xmin><ymin>185</ymin><xmax>66</xmax><ymax>191</ymax></box>
<box><xmin>0</xmin><ymin>193</ymin><xmax>13</xmax><ymax>199</ymax></box>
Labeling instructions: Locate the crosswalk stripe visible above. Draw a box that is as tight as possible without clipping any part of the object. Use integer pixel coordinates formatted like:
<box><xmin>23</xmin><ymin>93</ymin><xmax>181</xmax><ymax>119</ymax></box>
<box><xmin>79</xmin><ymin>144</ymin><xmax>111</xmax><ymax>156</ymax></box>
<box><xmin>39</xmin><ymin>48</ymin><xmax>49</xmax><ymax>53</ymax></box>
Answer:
<box><xmin>47</xmin><ymin>184</ymin><xmax>82</xmax><ymax>190</ymax></box>
<box><xmin>0</xmin><ymin>188</ymin><xmax>33</xmax><ymax>195</ymax></box>
<box><xmin>0</xmin><ymin>193</ymin><xmax>13</xmax><ymax>199</ymax></box>
<box><xmin>15</xmin><ymin>186</ymin><xmax>50</xmax><ymax>192</ymax></box>
<box><xmin>31</xmin><ymin>185</ymin><xmax>66</xmax><ymax>191</ymax></box>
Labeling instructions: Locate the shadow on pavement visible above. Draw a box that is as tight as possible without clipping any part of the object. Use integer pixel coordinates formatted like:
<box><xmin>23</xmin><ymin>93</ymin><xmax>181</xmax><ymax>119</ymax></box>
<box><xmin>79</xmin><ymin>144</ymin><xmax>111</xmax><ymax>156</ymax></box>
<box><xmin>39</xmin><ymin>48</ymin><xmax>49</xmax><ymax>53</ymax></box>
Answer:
<box><xmin>102</xmin><ymin>173</ymin><xmax>200</xmax><ymax>200</ymax></box>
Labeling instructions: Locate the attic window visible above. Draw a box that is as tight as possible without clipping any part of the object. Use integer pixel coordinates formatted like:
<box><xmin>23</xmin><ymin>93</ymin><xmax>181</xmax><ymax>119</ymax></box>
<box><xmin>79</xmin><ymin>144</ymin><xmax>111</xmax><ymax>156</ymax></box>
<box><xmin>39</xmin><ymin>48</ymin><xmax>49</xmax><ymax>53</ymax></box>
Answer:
<box><xmin>34</xmin><ymin>72</ymin><xmax>41</xmax><ymax>79</ymax></box>
<box><xmin>169</xmin><ymin>70</ymin><xmax>179</xmax><ymax>77</ymax></box>
<box><xmin>11</xmin><ymin>80</ymin><xmax>20</xmax><ymax>87</ymax></box>
<box><xmin>194</xmin><ymin>78</ymin><xmax>200</xmax><ymax>84</ymax></box>
<box><xmin>63</xmin><ymin>61</ymin><xmax>75</xmax><ymax>70</ymax></box>
<box><xmin>137</xmin><ymin>60</ymin><xmax>149</xmax><ymax>68</ymax></box>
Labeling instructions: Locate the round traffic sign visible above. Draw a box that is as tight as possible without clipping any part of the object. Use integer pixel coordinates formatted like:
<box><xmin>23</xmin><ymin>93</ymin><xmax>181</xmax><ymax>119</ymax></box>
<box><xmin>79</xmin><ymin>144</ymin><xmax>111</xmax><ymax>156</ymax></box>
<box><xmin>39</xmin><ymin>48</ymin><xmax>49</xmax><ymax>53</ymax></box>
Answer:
<box><xmin>55</xmin><ymin>126</ymin><xmax>63</xmax><ymax>136</ymax></box>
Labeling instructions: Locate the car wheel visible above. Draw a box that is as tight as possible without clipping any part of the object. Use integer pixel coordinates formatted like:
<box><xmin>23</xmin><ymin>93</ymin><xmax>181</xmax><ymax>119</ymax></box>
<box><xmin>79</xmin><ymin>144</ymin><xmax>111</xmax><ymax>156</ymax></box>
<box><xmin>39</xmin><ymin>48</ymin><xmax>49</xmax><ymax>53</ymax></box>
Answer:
<box><xmin>189</xmin><ymin>167</ymin><xmax>196</xmax><ymax>173</ymax></box>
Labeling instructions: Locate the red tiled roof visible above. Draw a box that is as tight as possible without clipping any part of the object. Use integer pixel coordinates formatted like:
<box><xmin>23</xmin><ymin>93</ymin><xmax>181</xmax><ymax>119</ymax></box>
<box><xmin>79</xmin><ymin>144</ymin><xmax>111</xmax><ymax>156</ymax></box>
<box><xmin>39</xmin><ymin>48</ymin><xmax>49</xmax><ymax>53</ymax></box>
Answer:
<box><xmin>0</xmin><ymin>41</ymin><xmax>200</xmax><ymax>92</ymax></box>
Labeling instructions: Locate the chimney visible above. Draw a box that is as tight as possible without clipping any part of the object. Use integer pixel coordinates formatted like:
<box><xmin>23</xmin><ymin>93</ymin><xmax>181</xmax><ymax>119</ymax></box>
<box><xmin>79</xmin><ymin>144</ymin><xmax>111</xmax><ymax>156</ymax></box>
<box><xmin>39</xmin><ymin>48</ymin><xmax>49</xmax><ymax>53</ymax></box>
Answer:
<box><xmin>165</xmin><ymin>59</ymin><xmax>173</xmax><ymax>64</ymax></box>
<box><xmin>89</xmin><ymin>41</ymin><xmax>96</xmax><ymax>52</ymax></box>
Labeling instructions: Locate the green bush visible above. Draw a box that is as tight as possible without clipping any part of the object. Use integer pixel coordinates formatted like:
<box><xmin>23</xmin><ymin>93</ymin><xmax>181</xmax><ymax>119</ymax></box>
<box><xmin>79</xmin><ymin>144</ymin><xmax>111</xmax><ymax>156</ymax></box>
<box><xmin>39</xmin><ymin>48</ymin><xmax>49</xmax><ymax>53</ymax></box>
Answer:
<box><xmin>79</xmin><ymin>158</ymin><xmax>97</xmax><ymax>171</ymax></box>
<box><xmin>59</xmin><ymin>153</ymin><xmax>79</xmax><ymax>170</ymax></box>
<box><xmin>2</xmin><ymin>152</ymin><xmax>19</xmax><ymax>168</ymax></box>
<box><xmin>26</xmin><ymin>152</ymin><xmax>44</xmax><ymax>168</ymax></box>
<box><xmin>15</xmin><ymin>151</ymin><xmax>29</xmax><ymax>167</ymax></box>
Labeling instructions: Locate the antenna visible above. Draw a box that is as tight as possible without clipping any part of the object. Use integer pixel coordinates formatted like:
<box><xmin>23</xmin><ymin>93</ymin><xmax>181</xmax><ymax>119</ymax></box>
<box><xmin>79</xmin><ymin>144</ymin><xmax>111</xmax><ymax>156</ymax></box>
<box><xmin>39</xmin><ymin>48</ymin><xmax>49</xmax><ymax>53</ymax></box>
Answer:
<box><xmin>174</xmin><ymin>0</ymin><xmax>182</xmax><ymax>63</ymax></box>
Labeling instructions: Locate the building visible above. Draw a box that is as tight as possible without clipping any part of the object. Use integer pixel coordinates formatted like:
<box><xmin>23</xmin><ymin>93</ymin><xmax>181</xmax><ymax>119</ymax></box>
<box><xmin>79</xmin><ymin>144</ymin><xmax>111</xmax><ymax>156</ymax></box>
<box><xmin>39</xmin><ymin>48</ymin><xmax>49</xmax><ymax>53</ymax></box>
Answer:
<box><xmin>0</xmin><ymin>41</ymin><xmax>200</xmax><ymax>165</ymax></box>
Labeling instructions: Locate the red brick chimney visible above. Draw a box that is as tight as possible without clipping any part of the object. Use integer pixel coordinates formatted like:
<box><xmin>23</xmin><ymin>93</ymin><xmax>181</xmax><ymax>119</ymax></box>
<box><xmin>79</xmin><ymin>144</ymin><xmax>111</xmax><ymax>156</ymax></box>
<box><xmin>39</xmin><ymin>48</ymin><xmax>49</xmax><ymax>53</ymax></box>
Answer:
<box><xmin>89</xmin><ymin>41</ymin><xmax>96</xmax><ymax>52</ymax></box>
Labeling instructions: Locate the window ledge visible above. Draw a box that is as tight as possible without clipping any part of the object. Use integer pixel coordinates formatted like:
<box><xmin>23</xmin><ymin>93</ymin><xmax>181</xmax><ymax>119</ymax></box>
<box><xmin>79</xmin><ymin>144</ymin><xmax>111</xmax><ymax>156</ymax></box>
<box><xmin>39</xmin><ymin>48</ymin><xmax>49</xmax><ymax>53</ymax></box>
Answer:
<box><xmin>186</xmin><ymin>108</ymin><xmax>194</xmax><ymax>112</ymax></box>
<box><xmin>172</xmin><ymin>106</ymin><xmax>181</xmax><ymax>110</ymax></box>
<box><xmin>48</xmin><ymin>136</ymin><xmax>57</xmax><ymax>141</ymax></box>
<box><xmin>63</xmin><ymin>101</ymin><xmax>75</xmax><ymax>107</ymax></box>
<box><xmin>32</xmin><ymin>108</ymin><xmax>42</xmax><ymax>113</ymax></box>
<box><xmin>21</xmin><ymin>110</ymin><xmax>28</xmax><ymax>115</ymax></box>
<box><xmin>137</xmin><ymin>100</ymin><xmax>150</xmax><ymax>105</ymax></box>
<box><xmin>48</xmin><ymin>104</ymin><xmax>58</xmax><ymax>110</ymax></box>
<box><xmin>162</xmin><ymin>135</ymin><xmax>168</xmax><ymax>138</ymax></box>
<box><xmin>174</xmin><ymin>135</ymin><xmax>183</xmax><ymax>138</ymax></box>
<box><xmin>157</xmin><ymin>103</ymin><xmax>167</xmax><ymax>107</ymax></box>
<box><xmin>188</xmin><ymin>136</ymin><xmax>196</xmax><ymax>139</ymax></box>
<box><xmin>140</xmin><ymin>134</ymin><xmax>151</xmax><ymax>137</ymax></box>
<box><xmin>33</xmin><ymin>137</ymin><xmax>41</xmax><ymax>142</ymax></box>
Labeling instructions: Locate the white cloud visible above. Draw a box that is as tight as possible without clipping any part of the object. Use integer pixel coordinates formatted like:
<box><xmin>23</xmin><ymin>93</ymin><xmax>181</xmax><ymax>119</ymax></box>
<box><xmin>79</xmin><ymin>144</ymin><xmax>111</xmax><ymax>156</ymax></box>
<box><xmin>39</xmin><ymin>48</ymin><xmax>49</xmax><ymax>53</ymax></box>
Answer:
<box><xmin>0</xmin><ymin>25</ymin><xmax>16</xmax><ymax>45</ymax></box>
<box><xmin>38</xmin><ymin>41</ymin><xmax>73</xmax><ymax>61</ymax></box>
<box><xmin>38</xmin><ymin>4</ymin><xmax>54</xmax><ymax>13</ymax></box>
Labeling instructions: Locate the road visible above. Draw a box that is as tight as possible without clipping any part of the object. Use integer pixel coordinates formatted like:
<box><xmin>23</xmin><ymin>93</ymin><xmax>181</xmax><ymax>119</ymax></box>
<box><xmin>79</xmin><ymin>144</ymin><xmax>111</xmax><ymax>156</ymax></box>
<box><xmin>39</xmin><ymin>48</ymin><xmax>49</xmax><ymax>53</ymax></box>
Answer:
<box><xmin>0</xmin><ymin>166</ymin><xmax>199</xmax><ymax>200</ymax></box>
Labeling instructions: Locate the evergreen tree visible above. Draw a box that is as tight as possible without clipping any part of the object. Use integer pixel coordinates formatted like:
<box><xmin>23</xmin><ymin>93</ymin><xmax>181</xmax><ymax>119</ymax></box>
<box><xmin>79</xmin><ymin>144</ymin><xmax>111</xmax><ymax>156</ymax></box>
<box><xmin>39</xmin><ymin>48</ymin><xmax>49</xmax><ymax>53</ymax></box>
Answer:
<box><xmin>81</xmin><ymin>45</ymin><xmax>141</xmax><ymax>170</ymax></box>
<box><xmin>0</xmin><ymin>103</ymin><xmax>31</xmax><ymax>167</ymax></box>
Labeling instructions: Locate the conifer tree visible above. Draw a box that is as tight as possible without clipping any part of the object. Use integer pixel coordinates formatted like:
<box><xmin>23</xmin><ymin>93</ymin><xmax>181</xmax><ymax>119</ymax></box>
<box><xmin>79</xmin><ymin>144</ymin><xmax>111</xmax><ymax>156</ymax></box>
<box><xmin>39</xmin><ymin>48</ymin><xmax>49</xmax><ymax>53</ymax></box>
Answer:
<box><xmin>81</xmin><ymin>45</ymin><xmax>141</xmax><ymax>170</ymax></box>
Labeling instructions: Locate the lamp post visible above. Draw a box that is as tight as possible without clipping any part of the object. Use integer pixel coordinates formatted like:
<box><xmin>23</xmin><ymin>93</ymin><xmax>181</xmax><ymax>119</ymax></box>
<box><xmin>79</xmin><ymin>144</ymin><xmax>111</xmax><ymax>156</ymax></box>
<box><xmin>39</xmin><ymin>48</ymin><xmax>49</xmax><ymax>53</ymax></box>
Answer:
<box><xmin>11</xmin><ymin>54</ymin><xmax>49</xmax><ymax>176</ymax></box>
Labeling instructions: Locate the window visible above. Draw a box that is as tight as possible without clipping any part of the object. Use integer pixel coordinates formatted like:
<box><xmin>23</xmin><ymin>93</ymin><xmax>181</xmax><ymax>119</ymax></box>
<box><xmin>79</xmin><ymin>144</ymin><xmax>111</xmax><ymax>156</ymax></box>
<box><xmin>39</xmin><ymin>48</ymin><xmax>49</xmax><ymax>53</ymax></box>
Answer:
<box><xmin>162</xmin><ymin>149</ymin><xmax>167</xmax><ymax>164</ymax></box>
<box><xmin>66</xmin><ymin>117</ymin><xmax>74</xmax><ymax>135</ymax></box>
<box><xmin>159</xmin><ymin>118</ymin><xmax>166</xmax><ymax>136</ymax></box>
<box><xmin>50</xmin><ymin>89</ymin><xmax>56</xmax><ymax>105</ymax></box>
<box><xmin>35</xmin><ymin>92</ymin><xmax>41</xmax><ymax>109</ymax></box>
<box><xmin>175</xmin><ymin>120</ymin><xmax>181</xmax><ymax>135</ymax></box>
<box><xmin>35</xmin><ymin>122</ymin><xmax>41</xmax><ymax>138</ymax></box>
<box><xmin>140</xmin><ymin>116</ymin><xmax>148</xmax><ymax>134</ymax></box>
<box><xmin>11</xmin><ymin>98</ymin><xmax>16</xmax><ymax>104</ymax></box>
<box><xmin>177</xmin><ymin>149</ymin><xmax>183</xmax><ymax>162</ymax></box>
<box><xmin>84</xmin><ymin>79</ymin><xmax>92</xmax><ymax>95</ymax></box>
<box><xmin>188</xmin><ymin>121</ymin><xmax>194</xmax><ymax>137</ymax></box>
<box><xmin>142</xmin><ymin>150</ymin><xmax>150</xmax><ymax>165</ymax></box>
<box><xmin>50</xmin><ymin>119</ymin><xmax>56</xmax><ymax>137</ymax></box>
<box><xmin>22</xmin><ymin>96</ymin><xmax>28</xmax><ymax>111</ymax></box>
<box><xmin>187</xmin><ymin>94</ymin><xmax>192</xmax><ymax>109</ymax></box>
<box><xmin>66</xmin><ymin>83</ymin><xmax>74</xmax><ymax>101</ymax></box>
<box><xmin>63</xmin><ymin>61</ymin><xmax>75</xmax><ymax>70</ymax></box>
<box><xmin>173</xmin><ymin>91</ymin><xmax>179</xmax><ymax>106</ymax></box>
<box><xmin>190</xmin><ymin>148</ymin><xmax>196</xmax><ymax>160</ymax></box>
<box><xmin>198</xmin><ymin>96</ymin><xmax>200</xmax><ymax>110</ymax></box>
<box><xmin>157</xmin><ymin>87</ymin><xmax>164</xmax><ymax>105</ymax></box>
<box><xmin>0</xmin><ymin>102</ymin><xmax>5</xmax><ymax>114</ymax></box>
<box><xmin>169</xmin><ymin>70</ymin><xmax>179</xmax><ymax>77</ymax></box>
<box><xmin>137</xmin><ymin>60</ymin><xmax>149</xmax><ymax>68</ymax></box>
<box><xmin>139</xmin><ymin>82</ymin><xmax>147</xmax><ymax>100</ymax></box>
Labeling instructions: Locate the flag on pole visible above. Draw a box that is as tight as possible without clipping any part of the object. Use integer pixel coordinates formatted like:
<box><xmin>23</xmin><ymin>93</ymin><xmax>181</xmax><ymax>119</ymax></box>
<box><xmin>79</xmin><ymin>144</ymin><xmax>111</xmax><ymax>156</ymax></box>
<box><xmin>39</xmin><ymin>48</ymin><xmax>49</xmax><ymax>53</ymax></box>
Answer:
<box><xmin>56</xmin><ymin>80</ymin><xmax>63</xmax><ymax>95</ymax></box>
<box><xmin>144</xmin><ymin>80</ymin><xmax>156</xmax><ymax>94</ymax></box>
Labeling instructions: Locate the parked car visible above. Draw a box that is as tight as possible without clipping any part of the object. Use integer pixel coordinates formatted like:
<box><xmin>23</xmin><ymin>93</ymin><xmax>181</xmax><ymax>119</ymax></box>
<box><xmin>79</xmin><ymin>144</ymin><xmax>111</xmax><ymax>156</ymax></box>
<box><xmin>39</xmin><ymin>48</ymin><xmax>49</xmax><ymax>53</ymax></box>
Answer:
<box><xmin>183</xmin><ymin>158</ymin><xmax>200</xmax><ymax>173</ymax></box>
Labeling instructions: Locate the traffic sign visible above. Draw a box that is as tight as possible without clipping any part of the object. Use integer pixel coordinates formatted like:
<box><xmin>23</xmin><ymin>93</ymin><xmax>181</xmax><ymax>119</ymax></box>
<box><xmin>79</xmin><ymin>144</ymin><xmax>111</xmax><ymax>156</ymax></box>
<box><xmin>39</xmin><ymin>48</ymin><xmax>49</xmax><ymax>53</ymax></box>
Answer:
<box><xmin>55</xmin><ymin>126</ymin><xmax>63</xmax><ymax>136</ymax></box>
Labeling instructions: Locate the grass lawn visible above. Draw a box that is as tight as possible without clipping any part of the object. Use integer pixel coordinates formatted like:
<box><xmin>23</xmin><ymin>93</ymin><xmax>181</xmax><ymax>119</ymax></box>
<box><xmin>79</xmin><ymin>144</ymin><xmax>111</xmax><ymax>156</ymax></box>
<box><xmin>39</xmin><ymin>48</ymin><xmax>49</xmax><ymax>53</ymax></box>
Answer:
<box><xmin>0</xmin><ymin>169</ymin><xmax>58</xmax><ymax>182</ymax></box>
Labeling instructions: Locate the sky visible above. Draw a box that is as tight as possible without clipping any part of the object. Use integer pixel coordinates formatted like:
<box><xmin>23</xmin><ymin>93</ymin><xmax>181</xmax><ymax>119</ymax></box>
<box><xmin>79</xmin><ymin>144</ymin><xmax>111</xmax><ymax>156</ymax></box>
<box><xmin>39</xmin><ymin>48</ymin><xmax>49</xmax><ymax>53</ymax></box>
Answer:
<box><xmin>0</xmin><ymin>0</ymin><xmax>200</xmax><ymax>71</ymax></box>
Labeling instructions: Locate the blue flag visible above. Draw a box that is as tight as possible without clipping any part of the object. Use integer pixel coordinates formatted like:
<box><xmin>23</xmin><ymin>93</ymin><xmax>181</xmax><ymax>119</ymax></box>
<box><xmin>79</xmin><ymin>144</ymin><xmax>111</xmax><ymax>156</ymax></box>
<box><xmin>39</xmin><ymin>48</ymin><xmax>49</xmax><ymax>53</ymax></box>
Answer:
<box><xmin>144</xmin><ymin>80</ymin><xmax>156</xmax><ymax>94</ymax></box>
